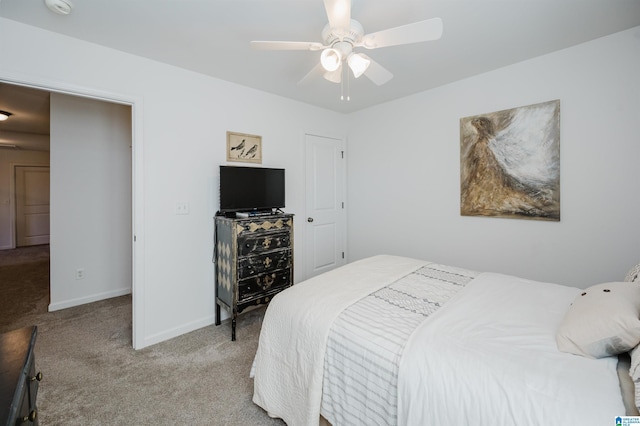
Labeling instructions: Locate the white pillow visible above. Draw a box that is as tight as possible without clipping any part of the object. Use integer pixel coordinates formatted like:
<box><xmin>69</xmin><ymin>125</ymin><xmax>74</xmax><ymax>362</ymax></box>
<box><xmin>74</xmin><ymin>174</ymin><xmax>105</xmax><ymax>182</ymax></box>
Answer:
<box><xmin>625</xmin><ymin>262</ymin><xmax>640</xmax><ymax>283</ymax></box>
<box><xmin>556</xmin><ymin>282</ymin><xmax>640</xmax><ymax>358</ymax></box>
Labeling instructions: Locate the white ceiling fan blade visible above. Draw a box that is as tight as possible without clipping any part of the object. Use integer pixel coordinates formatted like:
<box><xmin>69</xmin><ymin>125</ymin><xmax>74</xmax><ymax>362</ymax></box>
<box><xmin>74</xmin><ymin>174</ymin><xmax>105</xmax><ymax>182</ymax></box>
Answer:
<box><xmin>298</xmin><ymin>63</ymin><xmax>324</xmax><ymax>86</ymax></box>
<box><xmin>323</xmin><ymin>64</ymin><xmax>343</xmax><ymax>84</ymax></box>
<box><xmin>324</xmin><ymin>0</ymin><xmax>351</xmax><ymax>36</ymax></box>
<box><xmin>360</xmin><ymin>17</ymin><xmax>443</xmax><ymax>49</ymax></box>
<box><xmin>250</xmin><ymin>41</ymin><xmax>325</xmax><ymax>51</ymax></box>
<box><xmin>360</xmin><ymin>54</ymin><xmax>393</xmax><ymax>85</ymax></box>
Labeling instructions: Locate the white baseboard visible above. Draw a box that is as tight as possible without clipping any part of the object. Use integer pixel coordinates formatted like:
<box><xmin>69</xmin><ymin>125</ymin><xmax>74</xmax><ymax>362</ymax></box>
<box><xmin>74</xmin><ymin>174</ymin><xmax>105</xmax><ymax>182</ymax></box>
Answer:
<box><xmin>48</xmin><ymin>287</ymin><xmax>131</xmax><ymax>312</ymax></box>
<box><xmin>140</xmin><ymin>315</ymin><xmax>216</xmax><ymax>349</ymax></box>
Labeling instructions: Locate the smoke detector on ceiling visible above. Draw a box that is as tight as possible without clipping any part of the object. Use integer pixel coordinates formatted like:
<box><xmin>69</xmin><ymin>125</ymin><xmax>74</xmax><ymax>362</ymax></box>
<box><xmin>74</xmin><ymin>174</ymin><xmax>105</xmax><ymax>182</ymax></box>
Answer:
<box><xmin>45</xmin><ymin>0</ymin><xmax>73</xmax><ymax>15</ymax></box>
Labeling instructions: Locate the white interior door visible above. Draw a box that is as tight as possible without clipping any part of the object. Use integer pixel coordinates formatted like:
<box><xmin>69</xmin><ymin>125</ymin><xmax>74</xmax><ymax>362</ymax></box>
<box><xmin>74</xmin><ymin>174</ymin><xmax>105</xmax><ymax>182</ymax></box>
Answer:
<box><xmin>304</xmin><ymin>133</ymin><xmax>346</xmax><ymax>279</ymax></box>
<box><xmin>15</xmin><ymin>165</ymin><xmax>50</xmax><ymax>247</ymax></box>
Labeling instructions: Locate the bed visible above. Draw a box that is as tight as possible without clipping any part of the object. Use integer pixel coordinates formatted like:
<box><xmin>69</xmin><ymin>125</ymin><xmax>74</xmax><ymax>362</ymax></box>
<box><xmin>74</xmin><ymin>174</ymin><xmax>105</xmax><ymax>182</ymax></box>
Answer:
<box><xmin>251</xmin><ymin>255</ymin><xmax>640</xmax><ymax>425</ymax></box>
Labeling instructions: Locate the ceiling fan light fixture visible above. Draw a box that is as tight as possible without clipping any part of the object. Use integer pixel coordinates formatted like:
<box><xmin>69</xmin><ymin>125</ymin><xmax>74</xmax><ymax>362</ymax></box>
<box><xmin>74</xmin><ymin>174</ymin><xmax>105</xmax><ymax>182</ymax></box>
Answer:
<box><xmin>0</xmin><ymin>111</ymin><xmax>13</xmax><ymax>121</ymax></box>
<box><xmin>347</xmin><ymin>53</ymin><xmax>370</xmax><ymax>78</ymax></box>
<box><xmin>323</xmin><ymin>65</ymin><xmax>343</xmax><ymax>83</ymax></box>
<box><xmin>321</xmin><ymin>48</ymin><xmax>342</xmax><ymax>72</ymax></box>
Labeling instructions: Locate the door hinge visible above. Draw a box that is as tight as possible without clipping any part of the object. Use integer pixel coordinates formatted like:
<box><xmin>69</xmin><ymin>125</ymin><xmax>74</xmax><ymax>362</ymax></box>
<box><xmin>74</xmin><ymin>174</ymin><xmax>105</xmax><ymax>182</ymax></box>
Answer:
<box><xmin>134</xmin><ymin>235</ymin><xmax>136</xmax><ymax>242</ymax></box>
<box><xmin>341</xmin><ymin>151</ymin><xmax>344</xmax><ymax>159</ymax></box>
<box><xmin>341</xmin><ymin>202</ymin><xmax>344</xmax><ymax>209</ymax></box>
<box><xmin>342</xmin><ymin>252</ymin><xmax>345</xmax><ymax>259</ymax></box>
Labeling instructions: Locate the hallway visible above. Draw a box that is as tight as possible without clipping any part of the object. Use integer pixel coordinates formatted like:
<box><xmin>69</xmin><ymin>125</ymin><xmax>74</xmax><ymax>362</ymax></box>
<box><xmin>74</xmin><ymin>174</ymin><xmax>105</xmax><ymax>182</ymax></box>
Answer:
<box><xmin>0</xmin><ymin>244</ymin><xmax>49</xmax><ymax>332</ymax></box>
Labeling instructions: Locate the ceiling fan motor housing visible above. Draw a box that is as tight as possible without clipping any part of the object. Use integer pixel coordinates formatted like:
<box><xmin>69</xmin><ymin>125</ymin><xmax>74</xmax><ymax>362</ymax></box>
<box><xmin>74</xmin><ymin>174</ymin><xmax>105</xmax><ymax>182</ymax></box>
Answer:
<box><xmin>322</xmin><ymin>19</ymin><xmax>364</xmax><ymax>48</ymax></box>
<box><xmin>334</xmin><ymin>41</ymin><xmax>353</xmax><ymax>59</ymax></box>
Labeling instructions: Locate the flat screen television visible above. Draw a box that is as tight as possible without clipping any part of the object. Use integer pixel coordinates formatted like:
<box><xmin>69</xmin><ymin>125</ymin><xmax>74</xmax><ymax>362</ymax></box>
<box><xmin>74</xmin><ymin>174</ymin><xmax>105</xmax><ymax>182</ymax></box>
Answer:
<box><xmin>219</xmin><ymin>165</ymin><xmax>285</xmax><ymax>213</ymax></box>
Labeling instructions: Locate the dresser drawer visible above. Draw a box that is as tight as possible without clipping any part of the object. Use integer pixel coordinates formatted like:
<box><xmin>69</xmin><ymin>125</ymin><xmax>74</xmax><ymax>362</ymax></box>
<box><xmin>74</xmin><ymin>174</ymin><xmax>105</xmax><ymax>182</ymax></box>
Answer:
<box><xmin>238</xmin><ymin>231</ymin><xmax>291</xmax><ymax>256</ymax></box>
<box><xmin>238</xmin><ymin>268</ymin><xmax>291</xmax><ymax>302</ymax></box>
<box><xmin>14</xmin><ymin>385</ymin><xmax>31</xmax><ymax>425</ymax></box>
<box><xmin>238</xmin><ymin>249</ymin><xmax>291</xmax><ymax>279</ymax></box>
<box><xmin>237</xmin><ymin>292</ymin><xmax>280</xmax><ymax>314</ymax></box>
<box><xmin>235</xmin><ymin>216</ymin><xmax>293</xmax><ymax>237</ymax></box>
<box><xmin>26</xmin><ymin>355</ymin><xmax>39</xmax><ymax>417</ymax></box>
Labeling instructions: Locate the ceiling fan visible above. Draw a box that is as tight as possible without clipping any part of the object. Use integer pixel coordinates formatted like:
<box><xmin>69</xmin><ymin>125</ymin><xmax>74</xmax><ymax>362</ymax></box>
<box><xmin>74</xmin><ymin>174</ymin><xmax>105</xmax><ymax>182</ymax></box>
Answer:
<box><xmin>250</xmin><ymin>0</ymin><xmax>443</xmax><ymax>87</ymax></box>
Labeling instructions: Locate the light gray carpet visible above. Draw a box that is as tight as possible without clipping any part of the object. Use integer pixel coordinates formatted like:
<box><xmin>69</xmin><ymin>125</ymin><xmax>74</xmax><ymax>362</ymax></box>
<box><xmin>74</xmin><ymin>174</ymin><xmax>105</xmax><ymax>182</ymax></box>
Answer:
<box><xmin>0</xmin><ymin>245</ymin><xmax>284</xmax><ymax>425</ymax></box>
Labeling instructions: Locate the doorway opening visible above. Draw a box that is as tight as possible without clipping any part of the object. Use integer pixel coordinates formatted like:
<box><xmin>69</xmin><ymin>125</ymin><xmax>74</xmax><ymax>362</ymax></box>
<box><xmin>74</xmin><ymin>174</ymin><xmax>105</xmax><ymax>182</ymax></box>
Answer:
<box><xmin>0</xmin><ymin>79</ymin><xmax>143</xmax><ymax>348</ymax></box>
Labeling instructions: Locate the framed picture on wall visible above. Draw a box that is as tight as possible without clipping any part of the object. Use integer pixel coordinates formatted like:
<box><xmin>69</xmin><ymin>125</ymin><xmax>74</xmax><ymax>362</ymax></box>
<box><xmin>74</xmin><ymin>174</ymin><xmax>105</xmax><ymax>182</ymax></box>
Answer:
<box><xmin>460</xmin><ymin>99</ymin><xmax>560</xmax><ymax>221</ymax></box>
<box><xmin>226</xmin><ymin>131</ymin><xmax>262</xmax><ymax>164</ymax></box>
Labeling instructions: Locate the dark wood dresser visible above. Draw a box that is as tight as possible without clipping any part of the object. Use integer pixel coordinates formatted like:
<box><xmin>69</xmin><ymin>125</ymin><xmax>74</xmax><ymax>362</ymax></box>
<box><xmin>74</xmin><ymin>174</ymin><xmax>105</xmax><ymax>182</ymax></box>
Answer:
<box><xmin>1</xmin><ymin>326</ymin><xmax>41</xmax><ymax>425</ymax></box>
<box><xmin>214</xmin><ymin>213</ymin><xmax>294</xmax><ymax>340</ymax></box>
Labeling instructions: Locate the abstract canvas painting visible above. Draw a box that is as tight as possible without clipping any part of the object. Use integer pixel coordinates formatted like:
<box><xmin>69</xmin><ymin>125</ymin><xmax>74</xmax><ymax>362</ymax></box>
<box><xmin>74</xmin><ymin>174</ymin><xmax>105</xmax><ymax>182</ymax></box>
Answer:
<box><xmin>460</xmin><ymin>100</ymin><xmax>560</xmax><ymax>221</ymax></box>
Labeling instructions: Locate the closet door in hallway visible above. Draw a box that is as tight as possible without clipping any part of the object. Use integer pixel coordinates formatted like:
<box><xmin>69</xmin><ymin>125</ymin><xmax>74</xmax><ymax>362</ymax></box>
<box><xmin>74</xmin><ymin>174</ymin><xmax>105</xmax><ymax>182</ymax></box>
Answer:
<box><xmin>15</xmin><ymin>166</ymin><xmax>50</xmax><ymax>247</ymax></box>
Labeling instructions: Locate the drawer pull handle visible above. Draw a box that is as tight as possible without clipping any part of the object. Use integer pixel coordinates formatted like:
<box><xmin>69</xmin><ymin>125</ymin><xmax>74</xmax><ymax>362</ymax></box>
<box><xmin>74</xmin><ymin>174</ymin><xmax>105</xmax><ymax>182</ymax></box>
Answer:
<box><xmin>21</xmin><ymin>410</ymin><xmax>37</xmax><ymax>423</ymax></box>
<box><xmin>262</xmin><ymin>274</ymin><xmax>276</xmax><ymax>288</ymax></box>
<box><xmin>31</xmin><ymin>372</ymin><xmax>43</xmax><ymax>382</ymax></box>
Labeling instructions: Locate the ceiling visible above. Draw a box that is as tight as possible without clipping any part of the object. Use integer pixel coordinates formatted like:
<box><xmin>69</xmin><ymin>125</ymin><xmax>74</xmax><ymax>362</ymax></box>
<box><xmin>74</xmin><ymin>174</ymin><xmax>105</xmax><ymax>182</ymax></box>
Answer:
<box><xmin>0</xmin><ymin>83</ymin><xmax>50</xmax><ymax>151</ymax></box>
<box><xmin>0</xmin><ymin>0</ymin><xmax>639</xmax><ymax>150</ymax></box>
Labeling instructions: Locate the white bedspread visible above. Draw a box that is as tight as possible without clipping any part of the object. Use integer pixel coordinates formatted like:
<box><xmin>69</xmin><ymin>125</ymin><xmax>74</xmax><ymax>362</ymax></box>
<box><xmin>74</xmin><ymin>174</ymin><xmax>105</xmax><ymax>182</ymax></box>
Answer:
<box><xmin>398</xmin><ymin>272</ymin><xmax>626</xmax><ymax>425</ymax></box>
<box><xmin>252</xmin><ymin>255</ymin><xmax>429</xmax><ymax>426</ymax></box>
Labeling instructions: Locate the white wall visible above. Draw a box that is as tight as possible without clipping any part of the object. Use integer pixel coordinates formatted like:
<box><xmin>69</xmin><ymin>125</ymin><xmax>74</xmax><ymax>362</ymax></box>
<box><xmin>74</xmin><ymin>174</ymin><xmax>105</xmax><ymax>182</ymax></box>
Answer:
<box><xmin>49</xmin><ymin>93</ymin><xmax>132</xmax><ymax>310</ymax></box>
<box><xmin>0</xmin><ymin>149</ymin><xmax>50</xmax><ymax>249</ymax></box>
<box><xmin>0</xmin><ymin>18</ymin><xmax>349</xmax><ymax>347</ymax></box>
<box><xmin>347</xmin><ymin>26</ymin><xmax>640</xmax><ymax>287</ymax></box>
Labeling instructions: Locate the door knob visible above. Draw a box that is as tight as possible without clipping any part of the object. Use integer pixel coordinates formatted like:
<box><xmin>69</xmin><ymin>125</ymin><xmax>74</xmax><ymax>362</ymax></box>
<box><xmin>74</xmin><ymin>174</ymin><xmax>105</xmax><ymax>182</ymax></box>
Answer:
<box><xmin>307</xmin><ymin>217</ymin><xmax>314</xmax><ymax>222</ymax></box>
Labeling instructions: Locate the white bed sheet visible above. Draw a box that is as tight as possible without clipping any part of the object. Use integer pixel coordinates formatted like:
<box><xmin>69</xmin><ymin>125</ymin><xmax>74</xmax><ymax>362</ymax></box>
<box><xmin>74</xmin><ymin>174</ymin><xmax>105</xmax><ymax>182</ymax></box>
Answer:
<box><xmin>398</xmin><ymin>272</ymin><xmax>626</xmax><ymax>425</ymax></box>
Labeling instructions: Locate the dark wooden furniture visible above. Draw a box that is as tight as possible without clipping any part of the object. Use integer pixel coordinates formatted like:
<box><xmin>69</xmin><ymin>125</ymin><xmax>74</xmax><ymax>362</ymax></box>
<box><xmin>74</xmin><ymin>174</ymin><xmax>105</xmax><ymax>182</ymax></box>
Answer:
<box><xmin>1</xmin><ymin>326</ymin><xmax>41</xmax><ymax>426</ymax></box>
<box><xmin>214</xmin><ymin>213</ymin><xmax>294</xmax><ymax>340</ymax></box>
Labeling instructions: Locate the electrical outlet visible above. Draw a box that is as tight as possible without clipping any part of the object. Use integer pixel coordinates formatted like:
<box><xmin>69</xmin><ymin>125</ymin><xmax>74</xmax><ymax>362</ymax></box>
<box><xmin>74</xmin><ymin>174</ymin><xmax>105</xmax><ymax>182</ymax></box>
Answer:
<box><xmin>76</xmin><ymin>268</ymin><xmax>85</xmax><ymax>280</ymax></box>
<box><xmin>176</xmin><ymin>202</ymin><xmax>190</xmax><ymax>215</ymax></box>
